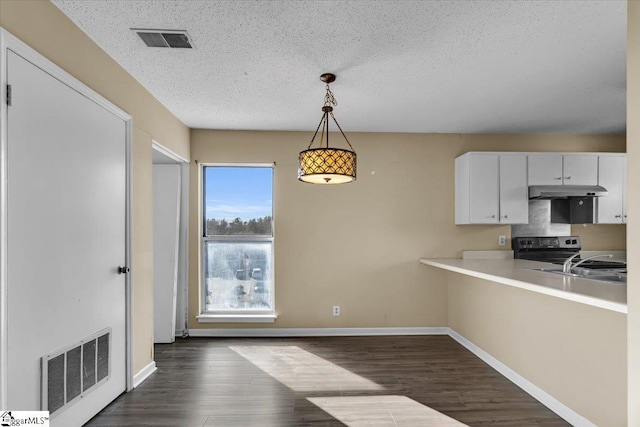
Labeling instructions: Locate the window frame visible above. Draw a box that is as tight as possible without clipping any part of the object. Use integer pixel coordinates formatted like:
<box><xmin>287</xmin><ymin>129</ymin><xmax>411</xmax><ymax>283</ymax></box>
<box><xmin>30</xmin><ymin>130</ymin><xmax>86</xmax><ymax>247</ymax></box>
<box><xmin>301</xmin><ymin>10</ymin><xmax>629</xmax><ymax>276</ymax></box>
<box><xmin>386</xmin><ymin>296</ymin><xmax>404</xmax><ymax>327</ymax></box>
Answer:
<box><xmin>198</xmin><ymin>163</ymin><xmax>276</xmax><ymax>323</ymax></box>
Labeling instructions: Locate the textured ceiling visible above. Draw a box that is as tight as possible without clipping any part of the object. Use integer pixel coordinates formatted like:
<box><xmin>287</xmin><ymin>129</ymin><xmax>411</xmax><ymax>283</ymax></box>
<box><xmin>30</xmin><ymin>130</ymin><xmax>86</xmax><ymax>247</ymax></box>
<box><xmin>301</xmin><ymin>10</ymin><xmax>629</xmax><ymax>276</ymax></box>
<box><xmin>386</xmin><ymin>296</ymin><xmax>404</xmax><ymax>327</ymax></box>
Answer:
<box><xmin>52</xmin><ymin>0</ymin><xmax>626</xmax><ymax>134</ymax></box>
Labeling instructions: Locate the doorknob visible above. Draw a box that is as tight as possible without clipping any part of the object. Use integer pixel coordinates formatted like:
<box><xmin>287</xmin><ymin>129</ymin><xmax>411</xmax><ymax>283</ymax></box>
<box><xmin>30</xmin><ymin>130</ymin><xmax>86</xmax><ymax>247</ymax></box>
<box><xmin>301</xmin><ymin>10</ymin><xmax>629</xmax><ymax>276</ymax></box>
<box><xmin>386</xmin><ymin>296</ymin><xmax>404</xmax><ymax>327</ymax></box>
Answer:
<box><xmin>117</xmin><ymin>266</ymin><xmax>130</xmax><ymax>274</ymax></box>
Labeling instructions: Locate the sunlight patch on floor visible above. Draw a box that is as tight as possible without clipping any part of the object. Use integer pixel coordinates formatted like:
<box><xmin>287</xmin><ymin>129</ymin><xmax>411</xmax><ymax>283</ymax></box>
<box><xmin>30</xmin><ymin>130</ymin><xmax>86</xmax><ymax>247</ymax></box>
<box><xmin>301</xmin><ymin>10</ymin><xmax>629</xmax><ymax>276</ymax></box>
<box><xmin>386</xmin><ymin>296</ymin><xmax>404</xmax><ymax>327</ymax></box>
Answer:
<box><xmin>307</xmin><ymin>395</ymin><xmax>467</xmax><ymax>426</ymax></box>
<box><xmin>229</xmin><ymin>346</ymin><xmax>384</xmax><ymax>392</ymax></box>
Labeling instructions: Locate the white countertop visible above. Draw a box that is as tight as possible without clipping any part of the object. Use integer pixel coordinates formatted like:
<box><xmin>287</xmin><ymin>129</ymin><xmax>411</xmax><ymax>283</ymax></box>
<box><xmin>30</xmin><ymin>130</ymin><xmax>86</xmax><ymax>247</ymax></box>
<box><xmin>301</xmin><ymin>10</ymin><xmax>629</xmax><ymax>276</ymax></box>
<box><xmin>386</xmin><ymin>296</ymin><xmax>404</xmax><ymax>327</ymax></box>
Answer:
<box><xmin>420</xmin><ymin>258</ymin><xmax>627</xmax><ymax>314</ymax></box>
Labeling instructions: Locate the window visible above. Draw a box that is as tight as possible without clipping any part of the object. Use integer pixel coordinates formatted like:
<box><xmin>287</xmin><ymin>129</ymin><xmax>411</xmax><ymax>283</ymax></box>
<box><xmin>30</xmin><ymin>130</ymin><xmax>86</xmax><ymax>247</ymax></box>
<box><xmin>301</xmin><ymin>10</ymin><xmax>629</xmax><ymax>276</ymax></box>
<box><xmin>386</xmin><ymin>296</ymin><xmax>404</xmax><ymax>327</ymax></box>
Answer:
<box><xmin>200</xmin><ymin>165</ymin><xmax>275</xmax><ymax>322</ymax></box>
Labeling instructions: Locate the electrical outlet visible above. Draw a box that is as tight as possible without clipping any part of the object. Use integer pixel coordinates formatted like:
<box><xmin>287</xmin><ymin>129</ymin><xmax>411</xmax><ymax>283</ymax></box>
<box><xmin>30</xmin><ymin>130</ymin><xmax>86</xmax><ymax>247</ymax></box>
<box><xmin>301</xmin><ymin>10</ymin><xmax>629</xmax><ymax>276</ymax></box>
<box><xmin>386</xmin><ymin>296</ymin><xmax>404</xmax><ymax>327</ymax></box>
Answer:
<box><xmin>333</xmin><ymin>305</ymin><xmax>340</xmax><ymax>316</ymax></box>
<box><xmin>498</xmin><ymin>235</ymin><xmax>506</xmax><ymax>246</ymax></box>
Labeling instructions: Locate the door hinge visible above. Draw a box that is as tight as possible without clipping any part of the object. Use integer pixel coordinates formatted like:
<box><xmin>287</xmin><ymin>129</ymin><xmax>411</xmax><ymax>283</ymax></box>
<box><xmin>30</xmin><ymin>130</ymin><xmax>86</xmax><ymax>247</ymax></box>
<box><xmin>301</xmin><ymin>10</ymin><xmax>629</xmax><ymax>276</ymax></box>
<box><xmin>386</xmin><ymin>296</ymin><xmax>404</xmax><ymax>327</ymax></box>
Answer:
<box><xmin>6</xmin><ymin>84</ymin><xmax>11</xmax><ymax>106</ymax></box>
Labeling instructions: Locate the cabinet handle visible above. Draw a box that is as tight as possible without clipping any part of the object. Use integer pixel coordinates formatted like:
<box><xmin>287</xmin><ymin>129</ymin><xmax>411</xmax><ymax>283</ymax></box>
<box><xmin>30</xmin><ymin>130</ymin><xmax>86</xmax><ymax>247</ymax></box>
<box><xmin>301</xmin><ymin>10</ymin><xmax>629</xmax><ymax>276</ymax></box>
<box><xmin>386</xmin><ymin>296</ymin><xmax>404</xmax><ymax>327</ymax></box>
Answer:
<box><xmin>564</xmin><ymin>176</ymin><xmax>571</xmax><ymax>180</ymax></box>
<box><xmin>554</xmin><ymin>177</ymin><xmax>562</xmax><ymax>180</ymax></box>
<box><xmin>488</xmin><ymin>215</ymin><xmax>496</xmax><ymax>218</ymax></box>
<box><xmin>503</xmin><ymin>215</ymin><xmax>509</xmax><ymax>219</ymax></box>
<box><xmin>615</xmin><ymin>215</ymin><xmax>622</xmax><ymax>218</ymax></box>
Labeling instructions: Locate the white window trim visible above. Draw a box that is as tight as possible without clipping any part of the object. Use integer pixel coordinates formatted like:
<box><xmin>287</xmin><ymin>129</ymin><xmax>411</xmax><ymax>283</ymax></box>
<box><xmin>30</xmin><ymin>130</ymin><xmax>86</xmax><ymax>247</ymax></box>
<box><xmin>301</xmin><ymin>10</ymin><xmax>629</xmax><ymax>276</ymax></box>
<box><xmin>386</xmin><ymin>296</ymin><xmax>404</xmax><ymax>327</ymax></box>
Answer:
<box><xmin>196</xmin><ymin>314</ymin><xmax>277</xmax><ymax>323</ymax></box>
<box><xmin>200</xmin><ymin>163</ymin><xmax>276</xmax><ymax>322</ymax></box>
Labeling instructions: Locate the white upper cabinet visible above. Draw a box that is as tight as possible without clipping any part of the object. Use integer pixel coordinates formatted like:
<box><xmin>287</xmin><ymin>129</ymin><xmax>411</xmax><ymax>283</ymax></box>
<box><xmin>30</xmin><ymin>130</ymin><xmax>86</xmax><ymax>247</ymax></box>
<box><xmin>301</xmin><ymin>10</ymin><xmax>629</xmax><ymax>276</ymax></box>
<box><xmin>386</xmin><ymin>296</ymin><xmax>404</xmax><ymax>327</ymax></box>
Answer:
<box><xmin>456</xmin><ymin>153</ymin><xmax>528</xmax><ymax>225</ymax></box>
<box><xmin>468</xmin><ymin>155</ymin><xmax>499</xmax><ymax>223</ymax></box>
<box><xmin>563</xmin><ymin>155</ymin><xmax>599</xmax><ymax>185</ymax></box>
<box><xmin>528</xmin><ymin>154</ymin><xmax>563</xmax><ymax>185</ymax></box>
<box><xmin>528</xmin><ymin>154</ymin><xmax>598</xmax><ymax>185</ymax></box>
<box><xmin>499</xmin><ymin>155</ymin><xmax>529</xmax><ymax>224</ymax></box>
<box><xmin>455</xmin><ymin>151</ymin><xmax>625</xmax><ymax>226</ymax></box>
<box><xmin>597</xmin><ymin>155</ymin><xmax>627</xmax><ymax>224</ymax></box>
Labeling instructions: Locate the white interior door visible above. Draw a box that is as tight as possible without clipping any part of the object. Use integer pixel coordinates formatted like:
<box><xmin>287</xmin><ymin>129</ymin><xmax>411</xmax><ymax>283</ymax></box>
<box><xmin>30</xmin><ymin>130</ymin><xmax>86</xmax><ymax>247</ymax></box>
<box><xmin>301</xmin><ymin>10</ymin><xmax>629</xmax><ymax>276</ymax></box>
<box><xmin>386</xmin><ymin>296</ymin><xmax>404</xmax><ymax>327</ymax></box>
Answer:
<box><xmin>153</xmin><ymin>164</ymin><xmax>181</xmax><ymax>343</ymax></box>
<box><xmin>6</xmin><ymin>50</ymin><xmax>127</xmax><ymax>426</ymax></box>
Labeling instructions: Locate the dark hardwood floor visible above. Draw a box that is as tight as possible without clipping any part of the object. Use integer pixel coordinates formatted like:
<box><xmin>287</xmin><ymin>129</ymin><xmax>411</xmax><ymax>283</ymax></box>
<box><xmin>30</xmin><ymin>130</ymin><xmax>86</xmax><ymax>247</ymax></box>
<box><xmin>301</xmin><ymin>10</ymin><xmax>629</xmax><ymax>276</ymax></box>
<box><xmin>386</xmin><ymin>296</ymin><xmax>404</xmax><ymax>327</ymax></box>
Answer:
<box><xmin>85</xmin><ymin>336</ymin><xmax>570</xmax><ymax>426</ymax></box>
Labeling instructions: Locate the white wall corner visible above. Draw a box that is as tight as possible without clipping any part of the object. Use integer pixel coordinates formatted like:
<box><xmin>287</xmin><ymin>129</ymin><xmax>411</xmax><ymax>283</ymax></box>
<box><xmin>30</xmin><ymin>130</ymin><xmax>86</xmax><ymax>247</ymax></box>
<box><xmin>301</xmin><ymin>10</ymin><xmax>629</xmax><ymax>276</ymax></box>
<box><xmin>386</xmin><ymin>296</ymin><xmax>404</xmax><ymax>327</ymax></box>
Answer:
<box><xmin>132</xmin><ymin>361</ymin><xmax>157</xmax><ymax>388</ymax></box>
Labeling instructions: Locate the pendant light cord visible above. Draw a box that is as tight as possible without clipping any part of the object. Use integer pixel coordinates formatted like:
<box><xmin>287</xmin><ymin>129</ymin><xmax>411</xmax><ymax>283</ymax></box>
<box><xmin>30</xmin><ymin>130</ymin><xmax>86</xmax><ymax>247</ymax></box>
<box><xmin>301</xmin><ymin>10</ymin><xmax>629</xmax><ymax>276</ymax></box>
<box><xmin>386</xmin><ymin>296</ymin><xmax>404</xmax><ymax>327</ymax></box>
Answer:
<box><xmin>307</xmin><ymin>113</ymin><xmax>326</xmax><ymax>149</ymax></box>
<box><xmin>306</xmin><ymin>83</ymin><xmax>354</xmax><ymax>151</ymax></box>
<box><xmin>330</xmin><ymin>111</ymin><xmax>355</xmax><ymax>151</ymax></box>
<box><xmin>324</xmin><ymin>83</ymin><xmax>337</xmax><ymax>107</ymax></box>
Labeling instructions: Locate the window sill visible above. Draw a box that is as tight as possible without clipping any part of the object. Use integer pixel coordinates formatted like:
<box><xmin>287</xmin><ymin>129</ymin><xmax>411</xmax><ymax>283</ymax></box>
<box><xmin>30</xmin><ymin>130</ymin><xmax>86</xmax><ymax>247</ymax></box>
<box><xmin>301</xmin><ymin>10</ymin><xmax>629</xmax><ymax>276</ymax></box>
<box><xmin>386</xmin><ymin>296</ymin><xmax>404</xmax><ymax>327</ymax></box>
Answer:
<box><xmin>196</xmin><ymin>314</ymin><xmax>277</xmax><ymax>323</ymax></box>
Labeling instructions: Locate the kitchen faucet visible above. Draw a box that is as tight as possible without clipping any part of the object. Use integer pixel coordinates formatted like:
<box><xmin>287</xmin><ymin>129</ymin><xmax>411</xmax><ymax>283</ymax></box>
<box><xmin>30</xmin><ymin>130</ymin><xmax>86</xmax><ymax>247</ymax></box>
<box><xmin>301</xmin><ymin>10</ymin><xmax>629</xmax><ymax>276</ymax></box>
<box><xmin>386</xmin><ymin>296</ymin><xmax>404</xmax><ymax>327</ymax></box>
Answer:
<box><xmin>563</xmin><ymin>253</ymin><xmax>613</xmax><ymax>273</ymax></box>
<box><xmin>562</xmin><ymin>253</ymin><xmax>581</xmax><ymax>273</ymax></box>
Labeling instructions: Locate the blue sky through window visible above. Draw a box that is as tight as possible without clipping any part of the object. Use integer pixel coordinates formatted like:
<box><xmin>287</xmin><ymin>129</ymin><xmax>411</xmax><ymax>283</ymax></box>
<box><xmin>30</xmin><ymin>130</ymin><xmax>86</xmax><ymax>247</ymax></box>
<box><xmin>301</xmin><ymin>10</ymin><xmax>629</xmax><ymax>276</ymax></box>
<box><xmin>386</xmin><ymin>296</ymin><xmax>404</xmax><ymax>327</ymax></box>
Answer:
<box><xmin>204</xmin><ymin>166</ymin><xmax>273</xmax><ymax>221</ymax></box>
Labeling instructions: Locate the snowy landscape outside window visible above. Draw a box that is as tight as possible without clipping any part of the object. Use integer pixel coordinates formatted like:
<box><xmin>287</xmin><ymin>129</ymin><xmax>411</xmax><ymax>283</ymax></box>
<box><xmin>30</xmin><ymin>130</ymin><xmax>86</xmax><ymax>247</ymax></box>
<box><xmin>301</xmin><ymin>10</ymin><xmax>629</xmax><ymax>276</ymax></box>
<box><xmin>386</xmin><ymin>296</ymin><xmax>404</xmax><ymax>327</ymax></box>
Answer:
<box><xmin>202</xmin><ymin>165</ymin><xmax>274</xmax><ymax>315</ymax></box>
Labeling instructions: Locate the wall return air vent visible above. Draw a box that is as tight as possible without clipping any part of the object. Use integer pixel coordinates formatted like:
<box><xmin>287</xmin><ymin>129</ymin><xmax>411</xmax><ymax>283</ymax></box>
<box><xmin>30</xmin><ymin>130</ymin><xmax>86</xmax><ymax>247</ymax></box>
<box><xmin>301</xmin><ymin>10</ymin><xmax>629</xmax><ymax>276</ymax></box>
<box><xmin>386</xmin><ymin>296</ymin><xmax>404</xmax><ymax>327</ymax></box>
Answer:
<box><xmin>41</xmin><ymin>328</ymin><xmax>111</xmax><ymax>418</ymax></box>
<box><xmin>133</xmin><ymin>29</ymin><xmax>194</xmax><ymax>48</ymax></box>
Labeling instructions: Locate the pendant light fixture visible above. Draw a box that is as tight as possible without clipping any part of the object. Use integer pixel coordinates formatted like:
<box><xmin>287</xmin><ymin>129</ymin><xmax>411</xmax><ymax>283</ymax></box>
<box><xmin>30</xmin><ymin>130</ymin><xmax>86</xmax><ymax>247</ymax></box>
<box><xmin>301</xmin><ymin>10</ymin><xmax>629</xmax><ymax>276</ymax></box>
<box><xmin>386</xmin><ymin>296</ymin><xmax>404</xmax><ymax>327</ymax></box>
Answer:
<box><xmin>298</xmin><ymin>73</ymin><xmax>357</xmax><ymax>184</ymax></box>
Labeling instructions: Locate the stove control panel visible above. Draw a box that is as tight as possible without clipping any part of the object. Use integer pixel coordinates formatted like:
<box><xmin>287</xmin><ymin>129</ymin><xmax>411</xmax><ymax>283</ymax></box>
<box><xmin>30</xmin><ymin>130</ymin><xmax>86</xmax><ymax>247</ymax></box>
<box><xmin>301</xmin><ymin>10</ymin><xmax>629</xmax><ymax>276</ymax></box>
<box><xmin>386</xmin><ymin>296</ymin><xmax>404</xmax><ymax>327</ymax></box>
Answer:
<box><xmin>512</xmin><ymin>236</ymin><xmax>581</xmax><ymax>250</ymax></box>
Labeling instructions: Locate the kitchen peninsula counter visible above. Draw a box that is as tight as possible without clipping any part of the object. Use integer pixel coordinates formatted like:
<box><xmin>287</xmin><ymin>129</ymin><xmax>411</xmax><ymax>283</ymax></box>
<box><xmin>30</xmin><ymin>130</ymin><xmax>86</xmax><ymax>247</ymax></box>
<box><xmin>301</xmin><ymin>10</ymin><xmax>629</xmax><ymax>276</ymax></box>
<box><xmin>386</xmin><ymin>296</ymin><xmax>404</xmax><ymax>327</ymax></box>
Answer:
<box><xmin>420</xmin><ymin>258</ymin><xmax>627</xmax><ymax>314</ymax></box>
<box><xmin>421</xmin><ymin>257</ymin><xmax>627</xmax><ymax>425</ymax></box>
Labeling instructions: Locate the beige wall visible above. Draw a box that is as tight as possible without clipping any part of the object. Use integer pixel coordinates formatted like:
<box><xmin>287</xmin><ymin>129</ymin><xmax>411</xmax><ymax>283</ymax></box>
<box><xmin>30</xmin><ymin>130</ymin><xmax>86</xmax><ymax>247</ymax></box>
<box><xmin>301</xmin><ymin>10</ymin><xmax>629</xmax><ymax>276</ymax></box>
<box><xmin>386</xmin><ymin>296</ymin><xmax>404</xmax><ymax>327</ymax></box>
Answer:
<box><xmin>132</xmin><ymin>129</ymin><xmax>155</xmax><ymax>370</ymax></box>
<box><xmin>447</xmin><ymin>273</ymin><xmax>627</xmax><ymax>426</ymax></box>
<box><xmin>627</xmin><ymin>0</ymin><xmax>640</xmax><ymax>424</ymax></box>
<box><xmin>189</xmin><ymin>131</ymin><xmax>625</xmax><ymax>330</ymax></box>
<box><xmin>0</xmin><ymin>1</ymin><xmax>190</xmax><ymax>374</ymax></box>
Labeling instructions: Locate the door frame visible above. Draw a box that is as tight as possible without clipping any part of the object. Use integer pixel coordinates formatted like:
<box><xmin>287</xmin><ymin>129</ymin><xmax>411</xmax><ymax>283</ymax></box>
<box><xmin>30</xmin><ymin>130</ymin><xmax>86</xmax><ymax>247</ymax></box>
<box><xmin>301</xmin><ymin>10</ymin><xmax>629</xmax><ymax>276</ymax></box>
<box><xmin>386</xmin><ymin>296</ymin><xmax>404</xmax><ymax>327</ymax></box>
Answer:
<box><xmin>152</xmin><ymin>141</ymin><xmax>190</xmax><ymax>339</ymax></box>
<box><xmin>0</xmin><ymin>27</ymin><xmax>134</xmax><ymax>408</ymax></box>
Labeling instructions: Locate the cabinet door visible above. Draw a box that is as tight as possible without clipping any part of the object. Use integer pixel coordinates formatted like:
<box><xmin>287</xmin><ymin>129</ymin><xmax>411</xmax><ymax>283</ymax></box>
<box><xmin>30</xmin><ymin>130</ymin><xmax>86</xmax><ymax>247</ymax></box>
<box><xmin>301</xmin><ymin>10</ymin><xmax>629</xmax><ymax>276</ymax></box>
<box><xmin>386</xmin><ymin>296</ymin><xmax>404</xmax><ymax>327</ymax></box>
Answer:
<box><xmin>469</xmin><ymin>155</ymin><xmax>499</xmax><ymax>223</ymax></box>
<box><xmin>563</xmin><ymin>155</ymin><xmax>598</xmax><ymax>185</ymax></box>
<box><xmin>597</xmin><ymin>156</ymin><xmax>625</xmax><ymax>224</ymax></box>
<box><xmin>623</xmin><ymin>156</ymin><xmax>628</xmax><ymax>224</ymax></box>
<box><xmin>499</xmin><ymin>155</ymin><xmax>528</xmax><ymax>224</ymax></box>
<box><xmin>528</xmin><ymin>155</ymin><xmax>563</xmax><ymax>185</ymax></box>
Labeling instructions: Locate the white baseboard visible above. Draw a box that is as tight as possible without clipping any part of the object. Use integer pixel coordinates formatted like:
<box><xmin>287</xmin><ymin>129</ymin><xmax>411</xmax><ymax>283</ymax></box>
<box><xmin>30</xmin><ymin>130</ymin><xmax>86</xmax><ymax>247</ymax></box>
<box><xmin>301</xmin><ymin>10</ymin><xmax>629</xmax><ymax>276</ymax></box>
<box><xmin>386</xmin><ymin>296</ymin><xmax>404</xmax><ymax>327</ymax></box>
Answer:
<box><xmin>132</xmin><ymin>361</ymin><xmax>157</xmax><ymax>388</ymax></box>
<box><xmin>187</xmin><ymin>326</ymin><xmax>449</xmax><ymax>337</ymax></box>
<box><xmin>448</xmin><ymin>328</ymin><xmax>595</xmax><ymax>427</ymax></box>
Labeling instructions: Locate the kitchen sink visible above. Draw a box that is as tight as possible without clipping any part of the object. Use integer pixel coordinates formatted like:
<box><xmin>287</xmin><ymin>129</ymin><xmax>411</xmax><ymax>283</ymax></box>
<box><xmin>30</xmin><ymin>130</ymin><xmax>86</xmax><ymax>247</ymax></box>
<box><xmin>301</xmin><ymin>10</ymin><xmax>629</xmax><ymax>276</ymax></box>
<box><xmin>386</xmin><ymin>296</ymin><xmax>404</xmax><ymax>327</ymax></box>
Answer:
<box><xmin>529</xmin><ymin>267</ymin><xmax>626</xmax><ymax>284</ymax></box>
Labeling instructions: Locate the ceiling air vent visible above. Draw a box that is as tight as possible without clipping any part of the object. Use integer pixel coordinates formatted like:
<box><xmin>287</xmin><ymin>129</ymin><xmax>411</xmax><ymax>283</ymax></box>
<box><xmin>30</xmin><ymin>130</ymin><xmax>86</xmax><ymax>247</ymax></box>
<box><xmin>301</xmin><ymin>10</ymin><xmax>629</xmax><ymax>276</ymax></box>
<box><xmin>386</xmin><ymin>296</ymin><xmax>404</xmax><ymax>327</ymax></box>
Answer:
<box><xmin>132</xmin><ymin>29</ymin><xmax>194</xmax><ymax>48</ymax></box>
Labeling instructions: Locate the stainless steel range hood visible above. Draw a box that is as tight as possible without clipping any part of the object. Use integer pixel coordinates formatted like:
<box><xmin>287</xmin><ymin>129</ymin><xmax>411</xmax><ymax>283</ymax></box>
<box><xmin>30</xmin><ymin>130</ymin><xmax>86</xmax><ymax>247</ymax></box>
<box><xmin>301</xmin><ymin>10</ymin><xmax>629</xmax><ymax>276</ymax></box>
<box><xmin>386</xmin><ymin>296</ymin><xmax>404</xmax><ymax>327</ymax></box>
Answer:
<box><xmin>529</xmin><ymin>185</ymin><xmax>608</xmax><ymax>199</ymax></box>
